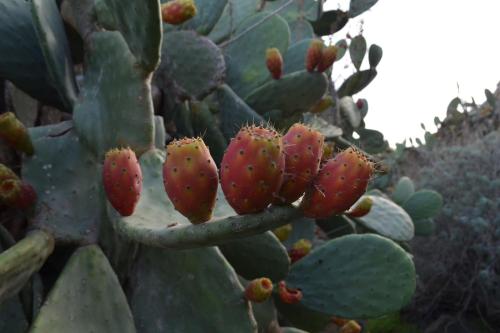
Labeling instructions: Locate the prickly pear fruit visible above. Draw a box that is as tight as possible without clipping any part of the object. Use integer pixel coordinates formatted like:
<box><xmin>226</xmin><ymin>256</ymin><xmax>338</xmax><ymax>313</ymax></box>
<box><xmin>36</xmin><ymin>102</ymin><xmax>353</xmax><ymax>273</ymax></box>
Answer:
<box><xmin>301</xmin><ymin>147</ymin><xmax>374</xmax><ymax>219</ymax></box>
<box><xmin>266</xmin><ymin>48</ymin><xmax>283</xmax><ymax>80</ymax></box>
<box><xmin>340</xmin><ymin>320</ymin><xmax>362</xmax><ymax>333</ymax></box>
<box><xmin>310</xmin><ymin>96</ymin><xmax>334</xmax><ymax>114</ymax></box>
<box><xmin>103</xmin><ymin>148</ymin><xmax>142</xmax><ymax>217</ymax></box>
<box><xmin>0</xmin><ymin>179</ymin><xmax>37</xmax><ymax>209</ymax></box>
<box><xmin>331</xmin><ymin>317</ymin><xmax>350</xmax><ymax>327</ymax></box>
<box><xmin>275</xmin><ymin>123</ymin><xmax>324</xmax><ymax>204</ymax></box>
<box><xmin>220</xmin><ymin>125</ymin><xmax>285</xmax><ymax>214</ymax></box>
<box><xmin>317</xmin><ymin>45</ymin><xmax>338</xmax><ymax>72</ymax></box>
<box><xmin>0</xmin><ymin>163</ymin><xmax>18</xmax><ymax>183</ymax></box>
<box><xmin>163</xmin><ymin>138</ymin><xmax>218</xmax><ymax>224</ymax></box>
<box><xmin>245</xmin><ymin>277</ymin><xmax>273</xmax><ymax>303</ymax></box>
<box><xmin>306</xmin><ymin>39</ymin><xmax>324</xmax><ymax>72</ymax></box>
<box><xmin>161</xmin><ymin>0</ymin><xmax>197</xmax><ymax>25</ymax></box>
<box><xmin>346</xmin><ymin>196</ymin><xmax>373</xmax><ymax>218</ymax></box>
<box><xmin>0</xmin><ymin>112</ymin><xmax>34</xmax><ymax>155</ymax></box>
<box><xmin>272</xmin><ymin>224</ymin><xmax>292</xmax><ymax>242</ymax></box>
<box><xmin>278</xmin><ymin>281</ymin><xmax>302</xmax><ymax>304</ymax></box>
<box><xmin>288</xmin><ymin>238</ymin><xmax>312</xmax><ymax>263</ymax></box>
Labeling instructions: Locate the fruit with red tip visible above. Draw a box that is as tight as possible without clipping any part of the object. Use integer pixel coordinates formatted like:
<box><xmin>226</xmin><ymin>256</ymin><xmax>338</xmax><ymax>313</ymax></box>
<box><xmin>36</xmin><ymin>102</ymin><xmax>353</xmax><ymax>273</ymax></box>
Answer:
<box><xmin>0</xmin><ymin>179</ymin><xmax>37</xmax><ymax>209</ymax></box>
<box><xmin>163</xmin><ymin>137</ymin><xmax>218</xmax><ymax>224</ymax></box>
<box><xmin>272</xmin><ymin>224</ymin><xmax>292</xmax><ymax>242</ymax></box>
<box><xmin>288</xmin><ymin>238</ymin><xmax>312</xmax><ymax>263</ymax></box>
<box><xmin>300</xmin><ymin>147</ymin><xmax>374</xmax><ymax>219</ymax></box>
<box><xmin>0</xmin><ymin>163</ymin><xmax>18</xmax><ymax>183</ymax></box>
<box><xmin>276</xmin><ymin>123</ymin><xmax>324</xmax><ymax>204</ymax></box>
<box><xmin>346</xmin><ymin>196</ymin><xmax>373</xmax><ymax>218</ymax></box>
<box><xmin>244</xmin><ymin>277</ymin><xmax>273</xmax><ymax>303</ymax></box>
<box><xmin>0</xmin><ymin>112</ymin><xmax>34</xmax><ymax>155</ymax></box>
<box><xmin>331</xmin><ymin>316</ymin><xmax>350</xmax><ymax>327</ymax></box>
<box><xmin>339</xmin><ymin>320</ymin><xmax>362</xmax><ymax>333</ymax></box>
<box><xmin>317</xmin><ymin>45</ymin><xmax>338</xmax><ymax>72</ymax></box>
<box><xmin>266</xmin><ymin>48</ymin><xmax>283</xmax><ymax>80</ymax></box>
<box><xmin>161</xmin><ymin>0</ymin><xmax>197</xmax><ymax>25</ymax></box>
<box><xmin>220</xmin><ymin>125</ymin><xmax>285</xmax><ymax>214</ymax></box>
<box><xmin>306</xmin><ymin>39</ymin><xmax>324</xmax><ymax>72</ymax></box>
<box><xmin>278</xmin><ymin>281</ymin><xmax>302</xmax><ymax>304</ymax></box>
<box><xmin>103</xmin><ymin>148</ymin><xmax>142</xmax><ymax>217</ymax></box>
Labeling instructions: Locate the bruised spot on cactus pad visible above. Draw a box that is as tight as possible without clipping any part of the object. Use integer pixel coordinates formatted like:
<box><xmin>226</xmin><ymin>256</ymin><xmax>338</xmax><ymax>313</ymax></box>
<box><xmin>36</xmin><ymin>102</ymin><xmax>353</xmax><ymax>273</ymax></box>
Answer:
<box><xmin>245</xmin><ymin>277</ymin><xmax>274</xmax><ymax>303</ymax></box>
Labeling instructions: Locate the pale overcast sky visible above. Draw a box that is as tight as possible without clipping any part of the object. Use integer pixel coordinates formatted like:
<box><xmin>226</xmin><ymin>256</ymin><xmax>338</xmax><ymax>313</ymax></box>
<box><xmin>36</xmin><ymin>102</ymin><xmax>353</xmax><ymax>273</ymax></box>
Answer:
<box><xmin>325</xmin><ymin>0</ymin><xmax>500</xmax><ymax>146</ymax></box>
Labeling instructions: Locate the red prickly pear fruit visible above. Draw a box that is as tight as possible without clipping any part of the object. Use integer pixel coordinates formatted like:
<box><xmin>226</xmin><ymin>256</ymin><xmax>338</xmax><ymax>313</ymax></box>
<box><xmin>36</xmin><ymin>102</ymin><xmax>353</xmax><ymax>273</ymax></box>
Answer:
<box><xmin>317</xmin><ymin>45</ymin><xmax>338</xmax><ymax>72</ymax></box>
<box><xmin>346</xmin><ymin>196</ymin><xmax>373</xmax><ymax>218</ymax></box>
<box><xmin>300</xmin><ymin>147</ymin><xmax>374</xmax><ymax>219</ymax></box>
<box><xmin>266</xmin><ymin>48</ymin><xmax>283</xmax><ymax>80</ymax></box>
<box><xmin>220</xmin><ymin>125</ymin><xmax>285</xmax><ymax>214</ymax></box>
<box><xmin>0</xmin><ymin>163</ymin><xmax>18</xmax><ymax>183</ymax></box>
<box><xmin>306</xmin><ymin>39</ymin><xmax>324</xmax><ymax>72</ymax></box>
<box><xmin>0</xmin><ymin>112</ymin><xmax>34</xmax><ymax>155</ymax></box>
<box><xmin>288</xmin><ymin>238</ymin><xmax>312</xmax><ymax>263</ymax></box>
<box><xmin>163</xmin><ymin>137</ymin><xmax>218</xmax><ymax>224</ymax></box>
<box><xmin>103</xmin><ymin>148</ymin><xmax>142</xmax><ymax>217</ymax></box>
<box><xmin>339</xmin><ymin>321</ymin><xmax>362</xmax><ymax>333</ymax></box>
<box><xmin>245</xmin><ymin>277</ymin><xmax>274</xmax><ymax>303</ymax></box>
<box><xmin>278</xmin><ymin>281</ymin><xmax>302</xmax><ymax>304</ymax></box>
<box><xmin>161</xmin><ymin>0</ymin><xmax>197</xmax><ymax>25</ymax></box>
<box><xmin>275</xmin><ymin>123</ymin><xmax>324</xmax><ymax>204</ymax></box>
<box><xmin>0</xmin><ymin>179</ymin><xmax>37</xmax><ymax>209</ymax></box>
<box><xmin>272</xmin><ymin>223</ymin><xmax>292</xmax><ymax>242</ymax></box>
<box><xmin>355</xmin><ymin>99</ymin><xmax>364</xmax><ymax>109</ymax></box>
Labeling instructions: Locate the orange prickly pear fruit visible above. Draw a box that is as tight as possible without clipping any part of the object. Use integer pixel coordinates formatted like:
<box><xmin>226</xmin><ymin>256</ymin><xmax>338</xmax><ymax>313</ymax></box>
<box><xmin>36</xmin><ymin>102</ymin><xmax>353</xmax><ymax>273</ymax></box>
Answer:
<box><xmin>278</xmin><ymin>281</ymin><xmax>302</xmax><ymax>304</ymax></box>
<box><xmin>346</xmin><ymin>196</ymin><xmax>373</xmax><ymax>218</ymax></box>
<box><xmin>0</xmin><ymin>112</ymin><xmax>34</xmax><ymax>155</ymax></box>
<box><xmin>266</xmin><ymin>48</ymin><xmax>283</xmax><ymax>80</ymax></box>
<box><xmin>220</xmin><ymin>125</ymin><xmax>285</xmax><ymax>214</ymax></box>
<box><xmin>275</xmin><ymin>123</ymin><xmax>324</xmax><ymax>204</ymax></box>
<box><xmin>301</xmin><ymin>147</ymin><xmax>374</xmax><ymax>219</ymax></box>
<box><xmin>272</xmin><ymin>224</ymin><xmax>292</xmax><ymax>242</ymax></box>
<box><xmin>103</xmin><ymin>148</ymin><xmax>143</xmax><ymax>217</ymax></box>
<box><xmin>161</xmin><ymin>0</ymin><xmax>197</xmax><ymax>25</ymax></box>
<box><xmin>288</xmin><ymin>238</ymin><xmax>312</xmax><ymax>263</ymax></box>
<box><xmin>317</xmin><ymin>45</ymin><xmax>338</xmax><ymax>72</ymax></box>
<box><xmin>163</xmin><ymin>137</ymin><xmax>218</xmax><ymax>224</ymax></box>
<box><xmin>0</xmin><ymin>163</ymin><xmax>18</xmax><ymax>183</ymax></box>
<box><xmin>245</xmin><ymin>278</ymin><xmax>274</xmax><ymax>303</ymax></box>
<box><xmin>339</xmin><ymin>320</ymin><xmax>362</xmax><ymax>333</ymax></box>
<box><xmin>0</xmin><ymin>179</ymin><xmax>37</xmax><ymax>209</ymax></box>
<box><xmin>306</xmin><ymin>39</ymin><xmax>324</xmax><ymax>72</ymax></box>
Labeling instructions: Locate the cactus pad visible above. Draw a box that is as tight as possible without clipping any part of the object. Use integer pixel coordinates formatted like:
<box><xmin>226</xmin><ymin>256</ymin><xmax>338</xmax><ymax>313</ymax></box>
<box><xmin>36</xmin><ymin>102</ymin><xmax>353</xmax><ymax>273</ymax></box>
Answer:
<box><xmin>391</xmin><ymin>177</ymin><xmax>415</xmax><ymax>205</ymax></box>
<box><xmin>402</xmin><ymin>190</ymin><xmax>443</xmax><ymax>220</ymax></box>
<box><xmin>338</xmin><ymin>69</ymin><xmax>377</xmax><ymax>98</ymax></box>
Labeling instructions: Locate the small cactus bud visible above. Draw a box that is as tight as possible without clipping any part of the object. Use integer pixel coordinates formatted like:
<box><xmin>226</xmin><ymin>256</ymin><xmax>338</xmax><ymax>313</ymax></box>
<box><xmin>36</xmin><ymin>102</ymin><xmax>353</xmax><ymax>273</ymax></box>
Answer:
<box><xmin>310</xmin><ymin>97</ymin><xmax>334</xmax><ymax>114</ymax></box>
<box><xmin>288</xmin><ymin>239</ymin><xmax>312</xmax><ymax>263</ymax></box>
<box><xmin>0</xmin><ymin>112</ymin><xmax>34</xmax><ymax>155</ymax></box>
<box><xmin>278</xmin><ymin>281</ymin><xmax>302</xmax><ymax>304</ymax></box>
<box><xmin>356</xmin><ymin>99</ymin><xmax>364</xmax><ymax>109</ymax></box>
<box><xmin>317</xmin><ymin>46</ymin><xmax>338</xmax><ymax>72</ymax></box>
<box><xmin>161</xmin><ymin>0</ymin><xmax>197</xmax><ymax>25</ymax></box>
<box><xmin>245</xmin><ymin>278</ymin><xmax>273</xmax><ymax>303</ymax></box>
<box><xmin>272</xmin><ymin>224</ymin><xmax>292</xmax><ymax>242</ymax></box>
<box><xmin>339</xmin><ymin>320</ymin><xmax>362</xmax><ymax>333</ymax></box>
<box><xmin>346</xmin><ymin>196</ymin><xmax>373</xmax><ymax>218</ymax></box>
<box><xmin>306</xmin><ymin>39</ymin><xmax>324</xmax><ymax>72</ymax></box>
<box><xmin>266</xmin><ymin>48</ymin><xmax>283</xmax><ymax>80</ymax></box>
<box><xmin>0</xmin><ymin>179</ymin><xmax>37</xmax><ymax>209</ymax></box>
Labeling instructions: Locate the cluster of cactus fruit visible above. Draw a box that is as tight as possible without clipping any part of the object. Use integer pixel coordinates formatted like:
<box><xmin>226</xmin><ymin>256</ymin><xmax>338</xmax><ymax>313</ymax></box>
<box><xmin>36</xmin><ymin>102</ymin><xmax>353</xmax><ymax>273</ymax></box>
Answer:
<box><xmin>0</xmin><ymin>0</ymin><xmax>432</xmax><ymax>332</ymax></box>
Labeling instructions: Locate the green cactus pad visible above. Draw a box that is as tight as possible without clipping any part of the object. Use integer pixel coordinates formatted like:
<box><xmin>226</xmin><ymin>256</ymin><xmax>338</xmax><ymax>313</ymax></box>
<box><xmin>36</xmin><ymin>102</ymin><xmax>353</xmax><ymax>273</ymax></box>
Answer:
<box><xmin>29</xmin><ymin>245</ymin><xmax>136</xmax><ymax>333</ymax></box>
<box><xmin>222</xmin><ymin>12</ymin><xmax>290</xmax><ymax>97</ymax></box>
<box><xmin>248</xmin><ymin>287</ymin><xmax>278</xmax><ymax>332</ymax></box>
<box><xmin>402</xmin><ymin>190</ymin><xmax>443</xmax><ymax>220</ymax></box>
<box><xmin>283</xmin><ymin>39</ymin><xmax>312</xmax><ymax>74</ymax></box>
<box><xmin>216</xmin><ymin>84</ymin><xmax>264</xmax><ymax>140</ymax></box>
<box><xmin>23</xmin><ymin>123</ymin><xmax>103</xmax><ymax>244</ymax></box>
<box><xmin>129</xmin><ymin>246</ymin><xmax>257</xmax><ymax>332</ymax></box>
<box><xmin>0</xmin><ymin>230</ymin><xmax>54</xmax><ymax>304</ymax></box>
<box><xmin>338</xmin><ymin>69</ymin><xmax>377</xmax><ymax>98</ymax></box>
<box><xmin>282</xmin><ymin>217</ymin><xmax>315</xmax><ymax>249</ymax></box>
<box><xmin>413</xmin><ymin>219</ymin><xmax>436</xmax><ymax>236</ymax></box>
<box><xmin>176</xmin><ymin>0</ymin><xmax>227</xmax><ymax>35</ymax></box>
<box><xmin>154</xmin><ymin>116</ymin><xmax>166</xmax><ymax>149</ymax></box>
<box><xmin>111</xmin><ymin>149</ymin><xmax>301</xmax><ymax>249</ymax></box>
<box><xmin>391</xmin><ymin>177</ymin><xmax>415</xmax><ymax>205</ymax></box>
<box><xmin>335</xmin><ymin>39</ymin><xmax>348</xmax><ymax>61</ymax></box>
<box><xmin>311</xmin><ymin>10</ymin><xmax>349</xmax><ymax>36</ymax></box>
<box><xmin>355</xmin><ymin>195</ymin><xmax>415</xmax><ymax>241</ymax></box>
<box><xmin>73</xmin><ymin>32</ymin><xmax>154</xmax><ymax>156</ymax></box>
<box><xmin>274</xmin><ymin>298</ymin><xmax>332</xmax><ymax>333</ymax></box>
<box><xmin>101</xmin><ymin>0</ymin><xmax>161</xmax><ymax>72</ymax></box>
<box><xmin>289</xmin><ymin>19</ymin><xmax>314</xmax><ymax>44</ymax></box>
<box><xmin>356</xmin><ymin>128</ymin><xmax>387</xmax><ymax>153</ymax></box>
<box><xmin>30</xmin><ymin>0</ymin><xmax>78</xmax><ymax>111</ymax></box>
<box><xmin>264</xmin><ymin>0</ymin><xmax>319</xmax><ymax>22</ymax></box>
<box><xmin>349</xmin><ymin>0</ymin><xmax>379</xmax><ymax>18</ymax></box>
<box><xmin>286</xmin><ymin>234</ymin><xmax>416</xmax><ymax>318</ymax></box>
<box><xmin>0</xmin><ymin>0</ymin><xmax>63</xmax><ymax>109</ymax></box>
<box><xmin>339</xmin><ymin>96</ymin><xmax>362</xmax><ymax>128</ymax></box>
<box><xmin>0</xmin><ymin>296</ymin><xmax>28</xmax><ymax>333</ymax></box>
<box><xmin>316</xmin><ymin>215</ymin><xmax>356</xmax><ymax>239</ymax></box>
<box><xmin>219</xmin><ymin>231</ymin><xmax>290</xmax><ymax>281</ymax></box>
<box><xmin>157</xmin><ymin>31</ymin><xmax>225</xmax><ymax>100</ymax></box>
<box><xmin>208</xmin><ymin>0</ymin><xmax>257</xmax><ymax>43</ymax></box>
<box><xmin>349</xmin><ymin>35</ymin><xmax>367</xmax><ymax>71</ymax></box>
<box><xmin>369</xmin><ymin>44</ymin><xmax>383</xmax><ymax>68</ymax></box>
<box><xmin>245</xmin><ymin>71</ymin><xmax>328</xmax><ymax>116</ymax></box>
<box><xmin>303</xmin><ymin>114</ymin><xmax>343</xmax><ymax>140</ymax></box>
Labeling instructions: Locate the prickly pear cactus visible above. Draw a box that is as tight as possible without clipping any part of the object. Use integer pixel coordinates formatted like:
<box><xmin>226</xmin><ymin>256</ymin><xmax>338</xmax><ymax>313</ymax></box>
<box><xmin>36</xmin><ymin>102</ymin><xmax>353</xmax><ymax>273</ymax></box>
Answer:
<box><xmin>0</xmin><ymin>0</ymin><xmax>420</xmax><ymax>332</ymax></box>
